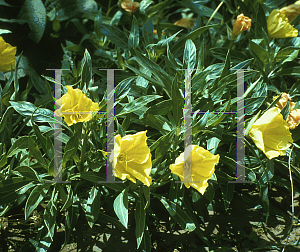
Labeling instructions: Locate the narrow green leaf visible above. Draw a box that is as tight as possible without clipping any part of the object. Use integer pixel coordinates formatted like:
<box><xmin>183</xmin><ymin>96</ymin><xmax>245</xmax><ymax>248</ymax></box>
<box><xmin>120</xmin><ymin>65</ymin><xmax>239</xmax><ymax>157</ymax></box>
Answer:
<box><xmin>25</xmin><ymin>184</ymin><xmax>50</xmax><ymax>220</ymax></box>
<box><xmin>129</xmin><ymin>16</ymin><xmax>139</xmax><ymax>49</ymax></box>
<box><xmin>113</xmin><ymin>189</ymin><xmax>129</xmax><ymax>228</ymax></box>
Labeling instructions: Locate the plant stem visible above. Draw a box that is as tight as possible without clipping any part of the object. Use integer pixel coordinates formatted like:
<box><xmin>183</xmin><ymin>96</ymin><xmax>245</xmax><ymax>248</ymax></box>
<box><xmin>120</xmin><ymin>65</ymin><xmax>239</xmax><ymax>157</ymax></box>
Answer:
<box><xmin>79</xmin><ymin>123</ymin><xmax>89</xmax><ymax>172</ymax></box>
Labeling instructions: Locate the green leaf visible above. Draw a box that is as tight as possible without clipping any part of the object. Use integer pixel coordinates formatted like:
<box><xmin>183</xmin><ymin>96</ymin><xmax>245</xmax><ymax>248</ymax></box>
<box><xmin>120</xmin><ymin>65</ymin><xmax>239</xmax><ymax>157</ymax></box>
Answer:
<box><xmin>274</xmin><ymin>47</ymin><xmax>300</xmax><ymax>63</ymax></box>
<box><xmin>7</xmin><ymin>136</ymin><xmax>29</xmax><ymax>158</ymax></box>
<box><xmin>10</xmin><ymin>101</ymin><xmax>54</xmax><ymax>123</ymax></box>
<box><xmin>209</xmin><ymin>48</ymin><xmax>248</xmax><ymax>63</ymax></box>
<box><xmin>171</xmin><ymin>74</ymin><xmax>183</xmax><ymax>126</ymax></box>
<box><xmin>55</xmin><ymin>0</ymin><xmax>97</xmax><ymax>21</ymax></box>
<box><xmin>259</xmin><ymin>184</ymin><xmax>269</xmax><ymax>223</ymax></box>
<box><xmin>147</xmin><ymin>99</ymin><xmax>172</xmax><ymax>115</ymax></box>
<box><xmin>0</xmin><ymin>106</ymin><xmax>14</xmax><ymax>133</ymax></box>
<box><xmin>171</xmin><ymin>25</ymin><xmax>218</xmax><ymax>53</ymax></box>
<box><xmin>255</xmin><ymin>4</ymin><xmax>268</xmax><ymax>38</ymax></box>
<box><xmin>132</xmin><ymin>50</ymin><xmax>172</xmax><ymax>94</ymax></box>
<box><xmin>100</xmin><ymin>24</ymin><xmax>128</xmax><ymax>49</ymax></box>
<box><xmin>32</xmin><ymin>121</ymin><xmax>54</xmax><ymax>160</ymax></box>
<box><xmin>81</xmin><ymin>49</ymin><xmax>93</xmax><ymax>89</ymax></box>
<box><xmin>0</xmin><ymin>177</ymin><xmax>35</xmax><ymax>205</ymax></box>
<box><xmin>64</xmin><ymin>204</ymin><xmax>80</xmax><ymax>247</ymax></box>
<box><xmin>220</xmin><ymin>183</ymin><xmax>235</xmax><ymax>211</ymax></box>
<box><xmin>128</xmin><ymin>16</ymin><xmax>139</xmax><ymax>49</ymax></box>
<box><xmin>81</xmin><ymin>186</ymin><xmax>101</xmax><ymax>228</ymax></box>
<box><xmin>281</xmin><ymin>99</ymin><xmax>291</xmax><ymax>120</ymax></box>
<box><xmin>205</xmin><ymin>183</ymin><xmax>215</xmax><ymax>203</ymax></box>
<box><xmin>183</xmin><ymin>39</ymin><xmax>196</xmax><ymax>71</ymax></box>
<box><xmin>94</xmin><ymin>8</ymin><xmax>102</xmax><ymax>38</ymax></box>
<box><xmin>249</xmin><ymin>40</ymin><xmax>268</xmax><ymax>65</ymax></box>
<box><xmin>28</xmin><ymin>136</ymin><xmax>48</xmax><ymax>169</ymax></box>
<box><xmin>117</xmin><ymin>95</ymin><xmax>162</xmax><ymax>116</ymax></box>
<box><xmin>220</xmin><ymin>50</ymin><xmax>231</xmax><ymax>79</ymax></box>
<box><xmin>14</xmin><ymin>166</ymin><xmax>41</xmax><ymax>181</ymax></box>
<box><xmin>142</xmin><ymin>18</ymin><xmax>154</xmax><ymax>45</ymax></box>
<box><xmin>275</xmin><ymin>66</ymin><xmax>300</xmax><ymax>78</ymax></box>
<box><xmin>181</xmin><ymin>0</ymin><xmax>223</xmax><ymax>20</ymax></box>
<box><xmin>44</xmin><ymin>189</ymin><xmax>58</xmax><ymax>241</ymax></box>
<box><xmin>25</xmin><ymin>184</ymin><xmax>50</xmax><ymax>220</ymax></box>
<box><xmin>114</xmin><ymin>189</ymin><xmax>129</xmax><ymax>229</ymax></box>
<box><xmin>135</xmin><ymin>195</ymin><xmax>146</xmax><ymax>249</ymax></box>
<box><xmin>159</xmin><ymin>196</ymin><xmax>196</xmax><ymax>232</ymax></box>
<box><xmin>17</xmin><ymin>0</ymin><xmax>46</xmax><ymax>43</ymax></box>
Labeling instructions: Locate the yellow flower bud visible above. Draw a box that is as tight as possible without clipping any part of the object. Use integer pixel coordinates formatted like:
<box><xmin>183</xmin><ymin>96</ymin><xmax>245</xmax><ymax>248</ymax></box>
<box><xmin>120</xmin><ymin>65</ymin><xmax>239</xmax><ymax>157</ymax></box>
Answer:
<box><xmin>267</xmin><ymin>9</ymin><xmax>298</xmax><ymax>38</ymax></box>
<box><xmin>121</xmin><ymin>0</ymin><xmax>140</xmax><ymax>13</ymax></box>
<box><xmin>232</xmin><ymin>14</ymin><xmax>252</xmax><ymax>37</ymax></box>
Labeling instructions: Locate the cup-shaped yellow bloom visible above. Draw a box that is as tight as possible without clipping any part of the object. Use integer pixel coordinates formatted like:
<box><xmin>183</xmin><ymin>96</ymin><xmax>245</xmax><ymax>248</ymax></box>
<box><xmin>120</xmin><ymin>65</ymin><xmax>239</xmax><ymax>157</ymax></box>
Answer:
<box><xmin>249</xmin><ymin>107</ymin><xmax>293</xmax><ymax>159</ymax></box>
<box><xmin>267</xmin><ymin>9</ymin><xmax>298</xmax><ymax>38</ymax></box>
<box><xmin>55</xmin><ymin>85</ymin><xmax>99</xmax><ymax>126</ymax></box>
<box><xmin>169</xmin><ymin>145</ymin><xmax>220</xmax><ymax>195</ymax></box>
<box><xmin>232</xmin><ymin>14</ymin><xmax>252</xmax><ymax>37</ymax></box>
<box><xmin>280</xmin><ymin>1</ymin><xmax>300</xmax><ymax>22</ymax></box>
<box><xmin>109</xmin><ymin>131</ymin><xmax>152</xmax><ymax>186</ymax></box>
<box><xmin>0</xmin><ymin>36</ymin><xmax>17</xmax><ymax>72</ymax></box>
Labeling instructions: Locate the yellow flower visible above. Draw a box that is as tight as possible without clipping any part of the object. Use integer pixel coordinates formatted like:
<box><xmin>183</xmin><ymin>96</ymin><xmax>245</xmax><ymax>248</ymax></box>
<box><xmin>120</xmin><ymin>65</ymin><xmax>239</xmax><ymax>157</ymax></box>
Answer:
<box><xmin>267</xmin><ymin>9</ymin><xmax>298</xmax><ymax>38</ymax></box>
<box><xmin>280</xmin><ymin>1</ymin><xmax>300</xmax><ymax>22</ymax></box>
<box><xmin>121</xmin><ymin>0</ymin><xmax>140</xmax><ymax>13</ymax></box>
<box><xmin>174</xmin><ymin>18</ymin><xmax>197</xmax><ymax>29</ymax></box>
<box><xmin>55</xmin><ymin>85</ymin><xmax>99</xmax><ymax>126</ymax></box>
<box><xmin>0</xmin><ymin>36</ymin><xmax>17</xmax><ymax>72</ymax></box>
<box><xmin>232</xmin><ymin>14</ymin><xmax>252</xmax><ymax>37</ymax></box>
<box><xmin>169</xmin><ymin>145</ymin><xmax>220</xmax><ymax>195</ymax></box>
<box><xmin>109</xmin><ymin>131</ymin><xmax>152</xmax><ymax>186</ymax></box>
<box><xmin>249</xmin><ymin>107</ymin><xmax>293</xmax><ymax>159</ymax></box>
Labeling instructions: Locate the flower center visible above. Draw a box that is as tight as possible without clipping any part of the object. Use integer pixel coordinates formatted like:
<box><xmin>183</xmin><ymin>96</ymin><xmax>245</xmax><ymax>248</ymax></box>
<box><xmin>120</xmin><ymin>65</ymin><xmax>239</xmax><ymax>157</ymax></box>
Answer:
<box><xmin>118</xmin><ymin>153</ymin><xmax>126</xmax><ymax>163</ymax></box>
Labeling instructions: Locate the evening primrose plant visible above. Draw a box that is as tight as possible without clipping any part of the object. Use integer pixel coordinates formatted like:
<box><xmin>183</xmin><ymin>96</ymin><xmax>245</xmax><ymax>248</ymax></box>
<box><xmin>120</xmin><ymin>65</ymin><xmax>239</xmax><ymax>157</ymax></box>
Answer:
<box><xmin>1</xmin><ymin>0</ymin><xmax>300</xmax><ymax>251</ymax></box>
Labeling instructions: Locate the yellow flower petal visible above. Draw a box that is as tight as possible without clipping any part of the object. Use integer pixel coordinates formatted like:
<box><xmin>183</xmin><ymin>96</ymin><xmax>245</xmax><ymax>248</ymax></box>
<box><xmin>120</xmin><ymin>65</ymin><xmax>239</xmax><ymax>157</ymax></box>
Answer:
<box><xmin>54</xmin><ymin>85</ymin><xmax>99</xmax><ymax>126</ymax></box>
<box><xmin>249</xmin><ymin>107</ymin><xmax>293</xmax><ymax>159</ymax></box>
<box><xmin>110</xmin><ymin>131</ymin><xmax>153</xmax><ymax>186</ymax></box>
<box><xmin>169</xmin><ymin>145</ymin><xmax>219</xmax><ymax>195</ymax></box>
<box><xmin>0</xmin><ymin>36</ymin><xmax>17</xmax><ymax>72</ymax></box>
<box><xmin>267</xmin><ymin>9</ymin><xmax>298</xmax><ymax>38</ymax></box>
<box><xmin>280</xmin><ymin>1</ymin><xmax>300</xmax><ymax>22</ymax></box>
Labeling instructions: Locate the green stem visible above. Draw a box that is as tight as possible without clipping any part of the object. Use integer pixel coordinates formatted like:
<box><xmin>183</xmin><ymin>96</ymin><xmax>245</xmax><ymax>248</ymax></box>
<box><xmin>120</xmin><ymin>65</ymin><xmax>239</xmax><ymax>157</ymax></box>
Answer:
<box><xmin>228</xmin><ymin>40</ymin><xmax>234</xmax><ymax>50</ymax></box>
<box><xmin>79</xmin><ymin>123</ymin><xmax>89</xmax><ymax>172</ymax></box>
